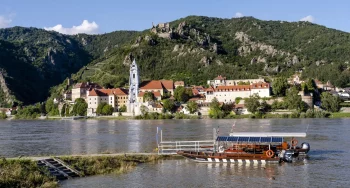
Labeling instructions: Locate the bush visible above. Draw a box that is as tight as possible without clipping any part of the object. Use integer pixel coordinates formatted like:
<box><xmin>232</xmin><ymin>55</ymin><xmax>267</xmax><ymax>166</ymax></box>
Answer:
<box><xmin>314</xmin><ymin>109</ymin><xmax>330</xmax><ymax>118</ymax></box>
<box><xmin>290</xmin><ymin>111</ymin><xmax>300</xmax><ymax>118</ymax></box>
<box><xmin>305</xmin><ymin>109</ymin><xmax>315</xmax><ymax>118</ymax></box>
<box><xmin>15</xmin><ymin>105</ymin><xmax>41</xmax><ymax>119</ymax></box>
<box><xmin>299</xmin><ymin>112</ymin><xmax>306</xmax><ymax>118</ymax></box>
<box><xmin>0</xmin><ymin>112</ymin><xmax>7</xmax><ymax>119</ymax></box>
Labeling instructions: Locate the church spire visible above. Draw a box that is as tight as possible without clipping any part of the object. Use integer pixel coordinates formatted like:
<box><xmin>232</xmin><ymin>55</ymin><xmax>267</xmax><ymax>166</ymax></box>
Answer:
<box><xmin>128</xmin><ymin>59</ymin><xmax>140</xmax><ymax>104</ymax></box>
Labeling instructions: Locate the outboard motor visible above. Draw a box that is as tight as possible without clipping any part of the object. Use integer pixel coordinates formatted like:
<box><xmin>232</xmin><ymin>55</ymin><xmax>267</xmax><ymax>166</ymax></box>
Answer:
<box><xmin>283</xmin><ymin>150</ymin><xmax>294</xmax><ymax>163</ymax></box>
<box><xmin>301</xmin><ymin>142</ymin><xmax>310</xmax><ymax>153</ymax></box>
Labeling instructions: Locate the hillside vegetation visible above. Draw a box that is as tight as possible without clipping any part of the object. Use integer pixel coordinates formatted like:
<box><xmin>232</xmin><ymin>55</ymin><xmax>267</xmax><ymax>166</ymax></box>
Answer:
<box><xmin>0</xmin><ymin>27</ymin><xmax>138</xmax><ymax>105</ymax></box>
<box><xmin>1</xmin><ymin>16</ymin><xmax>350</xmax><ymax>105</ymax></box>
<box><xmin>65</xmin><ymin>16</ymin><xmax>350</xmax><ymax>94</ymax></box>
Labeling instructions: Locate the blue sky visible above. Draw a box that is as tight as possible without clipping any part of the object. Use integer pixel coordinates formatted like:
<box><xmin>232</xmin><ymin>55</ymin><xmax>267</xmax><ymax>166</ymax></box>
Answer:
<box><xmin>0</xmin><ymin>0</ymin><xmax>349</xmax><ymax>34</ymax></box>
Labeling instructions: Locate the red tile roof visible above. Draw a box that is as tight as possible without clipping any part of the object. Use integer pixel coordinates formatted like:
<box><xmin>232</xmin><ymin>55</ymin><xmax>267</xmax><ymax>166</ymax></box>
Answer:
<box><xmin>140</xmin><ymin>80</ymin><xmax>174</xmax><ymax>90</ymax></box>
<box><xmin>140</xmin><ymin>80</ymin><xmax>163</xmax><ymax>90</ymax></box>
<box><xmin>160</xmin><ymin>80</ymin><xmax>174</xmax><ymax>90</ymax></box>
<box><xmin>216</xmin><ymin>85</ymin><xmax>251</xmax><ymax>91</ymax></box>
<box><xmin>88</xmin><ymin>88</ymin><xmax>128</xmax><ymax>97</ymax></box>
<box><xmin>251</xmin><ymin>82</ymin><xmax>270</xmax><ymax>89</ymax></box>
<box><xmin>99</xmin><ymin>88</ymin><xmax>128</xmax><ymax>96</ymax></box>
<box><xmin>214</xmin><ymin>75</ymin><xmax>226</xmax><ymax>80</ymax></box>
<box><xmin>234</xmin><ymin>104</ymin><xmax>245</xmax><ymax>108</ymax></box>
<box><xmin>215</xmin><ymin>83</ymin><xmax>269</xmax><ymax>91</ymax></box>
<box><xmin>192</xmin><ymin>89</ymin><xmax>199</xmax><ymax>96</ymax></box>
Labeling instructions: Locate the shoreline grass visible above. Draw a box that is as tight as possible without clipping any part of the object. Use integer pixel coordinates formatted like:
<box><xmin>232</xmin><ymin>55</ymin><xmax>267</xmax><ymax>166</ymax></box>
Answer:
<box><xmin>1</xmin><ymin>154</ymin><xmax>177</xmax><ymax>188</ymax></box>
<box><xmin>0</xmin><ymin>158</ymin><xmax>58</xmax><ymax>188</ymax></box>
<box><xmin>329</xmin><ymin>112</ymin><xmax>350</xmax><ymax>118</ymax></box>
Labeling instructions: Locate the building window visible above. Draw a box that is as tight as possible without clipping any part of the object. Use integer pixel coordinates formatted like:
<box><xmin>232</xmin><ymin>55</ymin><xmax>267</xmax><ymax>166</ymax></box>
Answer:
<box><xmin>95</xmin><ymin>102</ymin><xmax>96</xmax><ymax>104</ymax></box>
<box><xmin>111</xmin><ymin>97</ymin><xmax>112</xmax><ymax>100</ymax></box>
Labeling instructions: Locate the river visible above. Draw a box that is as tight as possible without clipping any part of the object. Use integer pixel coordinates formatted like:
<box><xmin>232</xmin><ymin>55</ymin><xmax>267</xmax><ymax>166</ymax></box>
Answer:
<box><xmin>0</xmin><ymin>119</ymin><xmax>349</xmax><ymax>187</ymax></box>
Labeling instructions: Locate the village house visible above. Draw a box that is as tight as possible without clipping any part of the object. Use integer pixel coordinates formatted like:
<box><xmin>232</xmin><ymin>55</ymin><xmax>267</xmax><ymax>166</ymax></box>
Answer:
<box><xmin>207</xmin><ymin>75</ymin><xmax>265</xmax><ymax>88</ymax></box>
<box><xmin>314</xmin><ymin>79</ymin><xmax>335</xmax><ymax>91</ymax></box>
<box><xmin>174</xmin><ymin>81</ymin><xmax>185</xmax><ymax>88</ymax></box>
<box><xmin>288</xmin><ymin>74</ymin><xmax>304</xmax><ymax>85</ymax></box>
<box><xmin>139</xmin><ymin>80</ymin><xmax>175</xmax><ymax>96</ymax></box>
<box><xmin>205</xmin><ymin>82</ymin><xmax>271</xmax><ymax>103</ymax></box>
<box><xmin>143</xmin><ymin>102</ymin><xmax>163</xmax><ymax>113</ymax></box>
<box><xmin>86</xmin><ymin>88</ymin><xmax>128</xmax><ymax>116</ymax></box>
<box><xmin>137</xmin><ymin>91</ymin><xmax>162</xmax><ymax>102</ymax></box>
<box><xmin>64</xmin><ymin>91</ymin><xmax>72</xmax><ymax>101</ymax></box>
<box><xmin>71</xmin><ymin>82</ymin><xmax>102</xmax><ymax>102</ymax></box>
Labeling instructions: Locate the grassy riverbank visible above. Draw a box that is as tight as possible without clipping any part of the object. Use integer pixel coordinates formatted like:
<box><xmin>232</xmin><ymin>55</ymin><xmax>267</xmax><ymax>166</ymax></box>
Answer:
<box><xmin>0</xmin><ymin>154</ymin><xmax>176</xmax><ymax>188</ymax></box>
<box><xmin>329</xmin><ymin>112</ymin><xmax>350</xmax><ymax>118</ymax></box>
<box><xmin>0</xmin><ymin>159</ymin><xmax>57</xmax><ymax>188</ymax></box>
<box><xmin>58</xmin><ymin>155</ymin><xmax>174</xmax><ymax>176</ymax></box>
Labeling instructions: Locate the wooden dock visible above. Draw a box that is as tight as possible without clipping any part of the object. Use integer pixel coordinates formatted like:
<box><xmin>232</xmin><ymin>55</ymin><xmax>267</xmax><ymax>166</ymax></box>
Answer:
<box><xmin>37</xmin><ymin>158</ymin><xmax>82</xmax><ymax>180</ymax></box>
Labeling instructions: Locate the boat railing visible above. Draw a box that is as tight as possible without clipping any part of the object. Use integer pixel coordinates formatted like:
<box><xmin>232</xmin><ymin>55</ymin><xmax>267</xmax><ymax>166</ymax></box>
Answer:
<box><xmin>158</xmin><ymin>140</ymin><xmax>215</xmax><ymax>155</ymax></box>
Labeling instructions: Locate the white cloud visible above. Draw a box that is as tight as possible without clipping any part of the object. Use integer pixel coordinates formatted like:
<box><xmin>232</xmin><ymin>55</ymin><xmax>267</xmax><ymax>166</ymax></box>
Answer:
<box><xmin>300</xmin><ymin>15</ymin><xmax>315</xmax><ymax>23</ymax></box>
<box><xmin>44</xmin><ymin>20</ymin><xmax>99</xmax><ymax>35</ymax></box>
<box><xmin>234</xmin><ymin>12</ymin><xmax>244</xmax><ymax>18</ymax></box>
<box><xmin>0</xmin><ymin>15</ymin><xmax>12</xmax><ymax>28</ymax></box>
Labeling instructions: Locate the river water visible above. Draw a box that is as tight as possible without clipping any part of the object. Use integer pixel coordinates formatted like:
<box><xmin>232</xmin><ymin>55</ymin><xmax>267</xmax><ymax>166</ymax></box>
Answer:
<box><xmin>0</xmin><ymin>119</ymin><xmax>349</xmax><ymax>187</ymax></box>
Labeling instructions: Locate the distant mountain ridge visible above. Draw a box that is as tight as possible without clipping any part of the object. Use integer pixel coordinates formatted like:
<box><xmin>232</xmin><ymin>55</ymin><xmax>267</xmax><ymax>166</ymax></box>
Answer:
<box><xmin>1</xmin><ymin>16</ymin><xmax>350</xmax><ymax>106</ymax></box>
<box><xmin>0</xmin><ymin>27</ymin><xmax>138</xmax><ymax>106</ymax></box>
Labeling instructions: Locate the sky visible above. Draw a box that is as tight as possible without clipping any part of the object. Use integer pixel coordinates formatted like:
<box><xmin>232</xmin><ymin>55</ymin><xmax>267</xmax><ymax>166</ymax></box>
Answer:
<box><xmin>0</xmin><ymin>0</ymin><xmax>349</xmax><ymax>34</ymax></box>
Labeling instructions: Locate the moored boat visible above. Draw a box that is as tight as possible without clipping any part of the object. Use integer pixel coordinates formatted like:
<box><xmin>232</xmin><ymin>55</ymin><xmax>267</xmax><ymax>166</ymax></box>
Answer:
<box><xmin>177</xmin><ymin>132</ymin><xmax>310</xmax><ymax>163</ymax></box>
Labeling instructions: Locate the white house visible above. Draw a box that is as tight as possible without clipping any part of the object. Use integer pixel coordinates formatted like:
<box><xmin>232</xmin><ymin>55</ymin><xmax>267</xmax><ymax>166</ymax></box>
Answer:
<box><xmin>207</xmin><ymin>75</ymin><xmax>265</xmax><ymax>88</ymax></box>
<box><xmin>205</xmin><ymin>83</ymin><xmax>270</xmax><ymax>103</ymax></box>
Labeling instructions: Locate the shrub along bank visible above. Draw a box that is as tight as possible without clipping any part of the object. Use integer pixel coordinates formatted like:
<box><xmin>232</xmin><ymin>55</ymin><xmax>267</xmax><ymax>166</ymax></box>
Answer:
<box><xmin>0</xmin><ymin>155</ymin><xmax>175</xmax><ymax>188</ymax></box>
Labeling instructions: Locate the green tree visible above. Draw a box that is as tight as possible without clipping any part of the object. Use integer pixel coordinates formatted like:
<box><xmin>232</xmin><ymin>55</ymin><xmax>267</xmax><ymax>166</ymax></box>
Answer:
<box><xmin>174</xmin><ymin>86</ymin><xmax>193</xmax><ymax>103</ymax></box>
<box><xmin>102</xmin><ymin>104</ymin><xmax>114</xmax><ymax>115</ymax></box>
<box><xmin>71</xmin><ymin>98</ymin><xmax>88</xmax><ymax>116</ymax></box>
<box><xmin>0</xmin><ymin>112</ymin><xmax>7</xmax><ymax>119</ymax></box>
<box><xmin>235</xmin><ymin>97</ymin><xmax>242</xmax><ymax>104</ymax></box>
<box><xmin>119</xmin><ymin>105</ymin><xmax>127</xmax><ymax>112</ymax></box>
<box><xmin>96</xmin><ymin>102</ymin><xmax>107</xmax><ymax>115</ymax></box>
<box><xmin>61</xmin><ymin>104</ymin><xmax>66</xmax><ymax>117</ymax></box>
<box><xmin>186</xmin><ymin>101</ymin><xmax>199</xmax><ymax>114</ymax></box>
<box><xmin>284</xmin><ymin>87</ymin><xmax>308</xmax><ymax>112</ymax></box>
<box><xmin>140</xmin><ymin>105</ymin><xmax>148</xmax><ymax>116</ymax></box>
<box><xmin>162</xmin><ymin>99</ymin><xmax>174</xmax><ymax>112</ymax></box>
<box><xmin>259</xmin><ymin>100</ymin><xmax>271</xmax><ymax>113</ymax></box>
<box><xmin>209</xmin><ymin>97</ymin><xmax>224</xmax><ymax>119</ymax></box>
<box><xmin>272</xmin><ymin>77</ymin><xmax>289</xmax><ymax>97</ymax></box>
<box><xmin>321</xmin><ymin>92</ymin><xmax>341</xmax><ymax>112</ymax></box>
<box><xmin>245</xmin><ymin>94</ymin><xmax>260</xmax><ymax>114</ymax></box>
<box><xmin>143</xmin><ymin>92</ymin><xmax>155</xmax><ymax>102</ymax></box>
<box><xmin>222</xmin><ymin>102</ymin><xmax>234</xmax><ymax>116</ymax></box>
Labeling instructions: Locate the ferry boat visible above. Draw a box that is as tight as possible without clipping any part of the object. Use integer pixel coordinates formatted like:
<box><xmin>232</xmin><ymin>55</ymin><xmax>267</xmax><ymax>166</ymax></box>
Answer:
<box><xmin>177</xmin><ymin>132</ymin><xmax>310</xmax><ymax>163</ymax></box>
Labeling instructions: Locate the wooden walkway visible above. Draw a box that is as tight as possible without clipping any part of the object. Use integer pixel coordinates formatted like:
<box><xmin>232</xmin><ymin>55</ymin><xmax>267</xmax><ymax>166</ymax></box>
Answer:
<box><xmin>16</xmin><ymin>153</ymin><xmax>162</xmax><ymax>161</ymax></box>
<box><xmin>37</xmin><ymin>158</ymin><xmax>82</xmax><ymax>180</ymax></box>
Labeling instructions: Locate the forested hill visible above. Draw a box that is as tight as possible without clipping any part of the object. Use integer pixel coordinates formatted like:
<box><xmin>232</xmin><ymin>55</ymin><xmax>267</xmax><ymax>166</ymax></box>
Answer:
<box><xmin>63</xmin><ymin>16</ymin><xmax>350</xmax><ymax>95</ymax></box>
<box><xmin>0</xmin><ymin>27</ymin><xmax>138</xmax><ymax>106</ymax></box>
<box><xmin>2</xmin><ymin>16</ymin><xmax>350</xmax><ymax>106</ymax></box>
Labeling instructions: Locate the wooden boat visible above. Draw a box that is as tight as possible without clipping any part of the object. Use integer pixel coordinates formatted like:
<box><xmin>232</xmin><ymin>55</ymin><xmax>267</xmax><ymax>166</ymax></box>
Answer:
<box><xmin>177</xmin><ymin>132</ymin><xmax>310</xmax><ymax>163</ymax></box>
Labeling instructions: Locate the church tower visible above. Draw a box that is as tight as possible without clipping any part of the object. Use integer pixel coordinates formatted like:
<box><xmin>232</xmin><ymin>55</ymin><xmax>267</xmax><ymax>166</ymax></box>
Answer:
<box><xmin>127</xmin><ymin>59</ymin><xmax>140</xmax><ymax>115</ymax></box>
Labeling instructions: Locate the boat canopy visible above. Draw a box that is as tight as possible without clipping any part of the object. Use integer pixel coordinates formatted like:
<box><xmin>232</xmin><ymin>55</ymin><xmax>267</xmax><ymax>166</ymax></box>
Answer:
<box><xmin>216</xmin><ymin>136</ymin><xmax>283</xmax><ymax>143</ymax></box>
<box><xmin>229</xmin><ymin>132</ymin><xmax>306</xmax><ymax>138</ymax></box>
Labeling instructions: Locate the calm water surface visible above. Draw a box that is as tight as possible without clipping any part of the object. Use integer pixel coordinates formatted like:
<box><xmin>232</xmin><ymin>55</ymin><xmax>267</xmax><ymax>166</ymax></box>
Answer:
<box><xmin>0</xmin><ymin>119</ymin><xmax>349</xmax><ymax>187</ymax></box>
